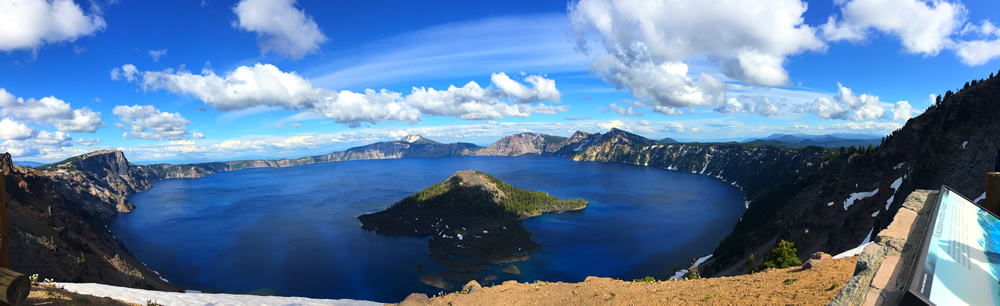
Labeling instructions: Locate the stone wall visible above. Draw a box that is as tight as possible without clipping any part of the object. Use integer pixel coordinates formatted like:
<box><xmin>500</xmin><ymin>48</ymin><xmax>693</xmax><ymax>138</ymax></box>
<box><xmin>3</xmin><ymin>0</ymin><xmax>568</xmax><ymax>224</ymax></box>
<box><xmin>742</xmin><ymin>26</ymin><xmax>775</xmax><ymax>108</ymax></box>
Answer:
<box><xmin>831</xmin><ymin>189</ymin><xmax>937</xmax><ymax>305</ymax></box>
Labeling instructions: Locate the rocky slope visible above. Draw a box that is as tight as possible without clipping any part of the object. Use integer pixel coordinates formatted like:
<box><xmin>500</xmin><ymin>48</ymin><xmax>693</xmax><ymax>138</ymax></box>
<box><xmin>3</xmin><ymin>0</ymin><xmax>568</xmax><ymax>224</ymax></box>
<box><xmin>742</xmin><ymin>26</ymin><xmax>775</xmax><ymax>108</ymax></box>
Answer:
<box><xmin>698</xmin><ymin>72</ymin><xmax>1000</xmax><ymax>277</ymax></box>
<box><xmin>473</xmin><ymin>133</ymin><xmax>569</xmax><ymax>156</ymax></box>
<box><xmin>1</xmin><ymin>153</ymin><xmax>171</xmax><ymax>291</ymax></box>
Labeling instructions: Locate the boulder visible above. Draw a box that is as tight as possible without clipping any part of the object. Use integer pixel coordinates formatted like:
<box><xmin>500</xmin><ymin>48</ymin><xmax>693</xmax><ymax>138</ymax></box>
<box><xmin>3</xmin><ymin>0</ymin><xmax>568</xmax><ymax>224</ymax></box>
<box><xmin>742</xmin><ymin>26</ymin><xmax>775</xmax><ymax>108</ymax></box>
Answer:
<box><xmin>419</xmin><ymin>274</ymin><xmax>454</xmax><ymax>290</ymax></box>
<box><xmin>810</xmin><ymin>252</ymin><xmax>832</xmax><ymax>260</ymax></box>
<box><xmin>462</xmin><ymin>280</ymin><xmax>482</xmax><ymax>294</ymax></box>
<box><xmin>400</xmin><ymin>293</ymin><xmax>430</xmax><ymax>306</ymax></box>
<box><xmin>802</xmin><ymin>259</ymin><xmax>823</xmax><ymax>270</ymax></box>
<box><xmin>502</xmin><ymin>264</ymin><xmax>521</xmax><ymax>275</ymax></box>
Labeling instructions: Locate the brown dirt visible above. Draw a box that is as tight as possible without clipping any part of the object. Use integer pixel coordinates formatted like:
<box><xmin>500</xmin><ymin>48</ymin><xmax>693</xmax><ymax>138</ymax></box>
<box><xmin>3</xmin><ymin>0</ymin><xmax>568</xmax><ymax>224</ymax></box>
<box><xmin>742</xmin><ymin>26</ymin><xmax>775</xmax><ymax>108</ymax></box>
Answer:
<box><xmin>422</xmin><ymin>256</ymin><xmax>857</xmax><ymax>305</ymax></box>
<box><xmin>26</xmin><ymin>284</ymin><xmax>140</xmax><ymax>305</ymax></box>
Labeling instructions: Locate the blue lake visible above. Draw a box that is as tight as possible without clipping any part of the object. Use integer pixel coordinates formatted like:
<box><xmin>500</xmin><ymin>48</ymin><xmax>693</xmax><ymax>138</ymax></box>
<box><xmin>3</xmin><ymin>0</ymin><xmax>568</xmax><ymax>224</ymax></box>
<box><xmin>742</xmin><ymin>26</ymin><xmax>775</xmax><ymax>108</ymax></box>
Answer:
<box><xmin>111</xmin><ymin>156</ymin><xmax>745</xmax><ymax>303</ymax></box>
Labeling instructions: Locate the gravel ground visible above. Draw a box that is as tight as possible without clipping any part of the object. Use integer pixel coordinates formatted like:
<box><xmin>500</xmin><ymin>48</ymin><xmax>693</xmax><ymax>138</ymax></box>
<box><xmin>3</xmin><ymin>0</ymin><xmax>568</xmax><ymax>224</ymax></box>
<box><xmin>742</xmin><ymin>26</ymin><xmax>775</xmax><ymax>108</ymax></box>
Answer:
<box><xmin>423</xmin><ymin>255</ymin><xmax>858</xmax><ymax>305</ymax></box>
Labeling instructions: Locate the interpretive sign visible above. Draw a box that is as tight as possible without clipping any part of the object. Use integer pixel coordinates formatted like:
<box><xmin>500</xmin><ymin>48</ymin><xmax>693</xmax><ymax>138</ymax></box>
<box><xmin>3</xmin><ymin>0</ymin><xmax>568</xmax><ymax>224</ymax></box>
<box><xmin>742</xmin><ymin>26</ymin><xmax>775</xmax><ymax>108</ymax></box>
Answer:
<box><xmin>904</xmin><ymin>186</ymin><xmax>1000</xmax><ymax>305</ymax></box>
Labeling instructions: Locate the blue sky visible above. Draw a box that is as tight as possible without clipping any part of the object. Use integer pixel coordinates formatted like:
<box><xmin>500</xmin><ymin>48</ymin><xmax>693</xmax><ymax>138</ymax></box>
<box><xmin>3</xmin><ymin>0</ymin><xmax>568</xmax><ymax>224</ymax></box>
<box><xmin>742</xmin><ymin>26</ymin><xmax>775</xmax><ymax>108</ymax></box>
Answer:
<box><xmin>1</xmin><ymin>0</ymin><xmax>998</xmax><ymax>163</ymax></box>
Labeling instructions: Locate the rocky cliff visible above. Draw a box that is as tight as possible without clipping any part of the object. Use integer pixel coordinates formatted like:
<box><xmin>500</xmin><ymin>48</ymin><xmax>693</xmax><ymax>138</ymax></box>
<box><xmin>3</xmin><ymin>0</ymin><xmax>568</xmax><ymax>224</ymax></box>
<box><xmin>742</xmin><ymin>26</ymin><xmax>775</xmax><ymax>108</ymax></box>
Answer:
<box><xmin>473</xmin><ymin>133</ymin><xmax>569</xmax><ymax>156</ymax></box>
<box><xmin>1</xmin><ymin>153</ymin><xmax>166</xmax><ymax>290</ymax></box>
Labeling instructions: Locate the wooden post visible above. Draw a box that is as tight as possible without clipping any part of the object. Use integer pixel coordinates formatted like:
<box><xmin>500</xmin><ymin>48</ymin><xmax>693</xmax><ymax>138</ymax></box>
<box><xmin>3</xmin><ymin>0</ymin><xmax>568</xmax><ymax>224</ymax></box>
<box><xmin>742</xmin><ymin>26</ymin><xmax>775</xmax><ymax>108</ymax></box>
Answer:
<box><xmin>0</xmin><ymin>169</ymin><xmax>6</xmax><ymax>269</ymax></box>
<box><xmin>0</xmin><ymin>267</ymin><xmax>27</xmax><ymax>306</ymax></box>
<box><xmin>0</xmin><ymin>169</ymin><xmax>7</xmax><ymax>269</ymax></box>
<box><xmin>987</xmin><ymin>173</ymin><xmax>1000</xmax><ymax>216</ymax></box>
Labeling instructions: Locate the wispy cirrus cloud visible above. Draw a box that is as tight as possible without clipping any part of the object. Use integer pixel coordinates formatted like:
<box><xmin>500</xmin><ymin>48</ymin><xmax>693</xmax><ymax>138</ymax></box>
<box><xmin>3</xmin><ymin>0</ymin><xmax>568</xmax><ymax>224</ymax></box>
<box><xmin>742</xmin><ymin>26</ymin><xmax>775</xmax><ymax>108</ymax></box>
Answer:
<box><xmin>307</xmin><ymin>14</ymin><xmax>591</xmax><ymax>90</ymax></box>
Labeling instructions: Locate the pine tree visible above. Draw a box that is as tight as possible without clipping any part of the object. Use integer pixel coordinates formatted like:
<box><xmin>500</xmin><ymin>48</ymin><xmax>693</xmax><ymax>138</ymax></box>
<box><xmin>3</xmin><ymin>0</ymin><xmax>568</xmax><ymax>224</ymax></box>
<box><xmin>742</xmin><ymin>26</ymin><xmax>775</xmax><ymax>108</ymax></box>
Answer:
<box><xmin>762</xmin><ymin>240</ymin><xmax>802</xmax><ymax>269</ymax></box>
<box><xmin>747</xmin><ymin>253</ymin><xmax>757</xmax><ymax>274</ymax></box>
<box><xmin>686</xmin><ymin>258</ymin><xmax>700</xmax><ymax>280</ymax></box>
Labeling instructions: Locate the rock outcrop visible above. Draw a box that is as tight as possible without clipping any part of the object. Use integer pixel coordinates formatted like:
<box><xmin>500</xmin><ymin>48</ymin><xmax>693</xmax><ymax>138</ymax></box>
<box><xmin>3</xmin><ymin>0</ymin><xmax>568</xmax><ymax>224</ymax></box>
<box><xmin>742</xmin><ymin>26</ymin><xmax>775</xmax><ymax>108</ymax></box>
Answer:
<box><xmin>474</xmin><ymin>133</ymin><xmax>568</xmax><ymax>156</ymax></box>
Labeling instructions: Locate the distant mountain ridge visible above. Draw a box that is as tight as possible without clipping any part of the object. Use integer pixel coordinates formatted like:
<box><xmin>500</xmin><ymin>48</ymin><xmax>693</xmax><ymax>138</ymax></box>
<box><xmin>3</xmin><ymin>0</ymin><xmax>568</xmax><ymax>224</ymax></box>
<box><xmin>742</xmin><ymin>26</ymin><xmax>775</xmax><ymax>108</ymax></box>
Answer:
<box><xmin>741</xmin><ymin>133</ymin><xmax>882</xmax><ymax>149</ymax></box>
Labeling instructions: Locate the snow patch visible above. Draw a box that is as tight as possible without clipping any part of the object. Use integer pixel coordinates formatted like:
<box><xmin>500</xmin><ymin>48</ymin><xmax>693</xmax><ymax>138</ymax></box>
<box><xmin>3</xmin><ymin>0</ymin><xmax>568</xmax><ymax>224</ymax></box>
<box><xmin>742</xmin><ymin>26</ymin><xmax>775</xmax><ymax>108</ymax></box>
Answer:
<box><xmin>893</xmin><ymin>162</ymin><xmax>905</xmax><ymax>170</ymax></box>
<box><xmin>56</xmin><ymin>283</ymin><xmax>382</xmax><ymax>306</ymax></box>
<box><xmin>700</xmin><ymin>155</ymin><xmax>712</xmax><ymax>174</ymax></box>
<box><xmin>804</xmin><ymin>229</ymin><xmax>809</xmax><ymax>234</ymax></box>
<box><xmin>871</xmin><ymin>211</ymin><xmax>879</xmax><ymax>217</ymax></box>
<box><xmin>745</xmin><ymin>201</ymin><xmax>751</xmax><ymax>209</ymax></box>
<box><xmin>827</xmin><ymin>201</ymin><xmax>834</xmax><ymax>207</ymax></box>
<box><xmin>975</xmin><ymin>192</ymin><xmax>986</xmax><ymax>204</ymax></box>
<box><xmin>833</xmin><ymin>226</ymin><xmax>874</xmax><ymax>259</ymax></box>
<box><xmin>457</xmin><ymin>234</ymin><xmax>463</xmax><ymax>240</ymax></box>
<box><xmin>843</xmin><ymin>188</ymin><xmax>879</xmax><ymax>210</ymax></box>
<box><xmin>963</xmin><ymin>141</ymin><xmax>968</xmax><ymax>149</ymax></box>
<box><xmin>668</xmin><ymin>254</ymin><xmax>713</xmax><ymax>280</ymax></box>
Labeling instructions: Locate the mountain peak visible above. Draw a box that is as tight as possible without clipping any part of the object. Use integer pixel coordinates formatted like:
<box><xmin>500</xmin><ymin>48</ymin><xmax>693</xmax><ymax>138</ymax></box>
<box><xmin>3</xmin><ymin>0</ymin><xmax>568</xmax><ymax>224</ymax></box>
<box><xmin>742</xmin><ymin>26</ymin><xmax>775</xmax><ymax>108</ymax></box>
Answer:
<box><xmin>399</xmin><ymin>134</ymin><xmax>439</xmax><ymax>144</ymax></box>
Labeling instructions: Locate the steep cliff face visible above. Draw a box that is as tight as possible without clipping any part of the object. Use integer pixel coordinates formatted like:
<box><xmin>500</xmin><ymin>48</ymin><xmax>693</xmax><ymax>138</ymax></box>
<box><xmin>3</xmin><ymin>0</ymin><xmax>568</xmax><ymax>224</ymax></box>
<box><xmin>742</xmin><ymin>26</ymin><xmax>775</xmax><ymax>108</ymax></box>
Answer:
<box><xmin>474</xmin><ymin>133</ymin><xmax>568</xmax><ymax>156</ymax></box>
<box><xmin>1</xmin><ymin>153</ymin><xmax>152</xmax><ymax>289</ymax></box>
<box><xmin>42</xmin><ymin>150</ymin><xmax>161</xmax><ymax>221</ymax></box>
<box><xmin>699</xmin><ymin>73</ymin><xmax>1000</xmax><ymax>277</ymax></box>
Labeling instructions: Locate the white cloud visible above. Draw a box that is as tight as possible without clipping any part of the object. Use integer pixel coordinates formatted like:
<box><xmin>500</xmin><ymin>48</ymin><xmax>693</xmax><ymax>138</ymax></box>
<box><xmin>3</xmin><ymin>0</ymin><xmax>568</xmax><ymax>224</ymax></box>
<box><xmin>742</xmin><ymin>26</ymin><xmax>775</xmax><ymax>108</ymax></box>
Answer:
<box><xmin>891</xmin><ymin>101</ymin><xmax>915</xmax><ymax>121</ymax></box>
<box><xmin>714</xmin><ymin>96</ymin><xmax>779</xmax><ymax>117</ymax></box>
<box><xmin>570</xmin><ymin>0</ymin><xmax>824</xmax><ymax>91</ymax></box>
<box><xmin>113</xmin><ymin>105</ymin><xmax>195</xmax><ymax>141</ymax></box>
<box><xmin>75</xmin><ymin>137</ymin><xmax>101</xmax><ymax>146</ymax></box>
<box><xmin>0</xmin><ymin>0</ymin><xmax>106</xmax><ymax>52</ymax></box>
<box><xmin>192</xmin><ymin>131</ymin><xmax>205</xmax><ymax>139</ymax></box>
<box><xmin>232</xmin><ymin>0</ymin><xmax>327</xmax><ymax>59</ymax></box>
<box><xmin>807</xmin><ymin>83</ymin><xmax>886</xmax><ymax>121</ymax></box>
<box><xmin>821</xmin><ymin>0</ymin><xmax>966</xmax><ymax>56</ymax></box>
<box><xmin>598</xmin><ymin>101</ymin><xmax>643</xmax><ymax>117</ymax></box>
<box><xmin>0</xmin><ymin>88</ymin><xmax>106</xmax><ymax>133</ymax></box>
<box><xmin>110</xmin><ymin>64</ymin><xmax>138</xmax><ymax>82</ymax></box>
<box><xmin>820</xmin><ymin>121</ymin><xmax>903</xmax><ymax>133</ymax></box>
<box><xmin>954</xmin><ymin>39</ymin><xmax>1000</xmax><ymax>66</ymax></box>
<box><xmin>589</xmin><ymin>55</ymin><xmax>726</xmax><ymax>114</ymax></box>
<box><xmin>491</xmin><ymin>73</ymin><xmax>561</xmax><ymax>104</ymax></box>
<box><xmin>406</xmin><ymin>77</ymin><xmax>568</xmax><ymax>120</ymax></box>
<box><xmin>0</xmin><ymin>118</ymin><xmax>36</xmax><ymax>140</ymax></box>
<box><xmin>117</xmin><ymin>63</ymin><xmax>566</xmax><ymax>125</ymax></box>
<box><xmin>148</xmin><ymin>49</ymin><xmax>167</xmax><ymax>62</ymax></box>
<box><xmin>0</xmin><ymin>130</ymin><xmax>74</xmax><ymax>158</ymax></box>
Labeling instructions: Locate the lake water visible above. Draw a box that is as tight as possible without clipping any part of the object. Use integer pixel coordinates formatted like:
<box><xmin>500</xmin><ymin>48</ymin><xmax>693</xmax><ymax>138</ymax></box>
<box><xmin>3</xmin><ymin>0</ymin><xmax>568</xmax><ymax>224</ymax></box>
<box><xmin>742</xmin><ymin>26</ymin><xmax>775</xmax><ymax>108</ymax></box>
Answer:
<box><xmin>111</xmin><ymin>156</ymin><xmax>745</xmax><ymax>303</ymax></box>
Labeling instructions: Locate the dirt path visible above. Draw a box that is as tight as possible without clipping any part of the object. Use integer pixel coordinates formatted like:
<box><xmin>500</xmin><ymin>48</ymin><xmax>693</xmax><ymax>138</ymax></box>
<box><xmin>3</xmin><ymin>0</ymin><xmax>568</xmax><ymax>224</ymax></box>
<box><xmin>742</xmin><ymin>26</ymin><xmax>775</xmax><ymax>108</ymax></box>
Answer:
<box><xmin>421</xmin><ymin>256</ymin><xmax>857</xmax><ymax>305</ymax></box>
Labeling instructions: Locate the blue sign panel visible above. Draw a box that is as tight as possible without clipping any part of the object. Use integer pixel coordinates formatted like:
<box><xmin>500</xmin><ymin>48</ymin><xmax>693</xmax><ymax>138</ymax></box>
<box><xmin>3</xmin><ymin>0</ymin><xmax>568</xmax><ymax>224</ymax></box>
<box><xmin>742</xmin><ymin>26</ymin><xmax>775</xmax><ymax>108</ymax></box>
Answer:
<box><xmin>905</xmin><ymin>187</ymin><xmax>1000</xmax><ymax>305</ymax></box>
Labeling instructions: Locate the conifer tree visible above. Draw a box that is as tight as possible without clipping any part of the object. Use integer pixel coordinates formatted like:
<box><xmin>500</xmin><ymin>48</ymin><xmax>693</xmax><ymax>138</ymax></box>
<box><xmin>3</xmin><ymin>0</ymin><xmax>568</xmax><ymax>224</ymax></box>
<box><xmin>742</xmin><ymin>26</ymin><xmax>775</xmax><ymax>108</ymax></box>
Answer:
<box><xmin>762</xmin><ymin>240</ymin><xmax>802</xmax><ymax>269</ymax></box>
<box><xmin>687</xmin><ymin>258</ymin><xmax>700</xmax><ymax>280</ymax></box>
<box><xmin>747</xmin><ymin>253</ymin><xmax>757</xmax><ymax>274</ymax></box>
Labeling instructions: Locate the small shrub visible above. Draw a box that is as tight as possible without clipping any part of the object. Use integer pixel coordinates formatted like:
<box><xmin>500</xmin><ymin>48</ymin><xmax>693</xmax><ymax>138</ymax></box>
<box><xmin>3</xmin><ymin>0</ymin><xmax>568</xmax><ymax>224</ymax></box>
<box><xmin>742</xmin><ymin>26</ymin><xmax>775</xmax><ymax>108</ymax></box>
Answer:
<box><xmin>828</xmin><ymin>283</ymin><xmax>840</xmax><ymax>291</ymax></box>
<box><xmin>783</xmin><ymin>278</ymin><xmax>799</xmax><ymax>285</ymax></box>
<box><xmin>633</xmin><ymin>276</ymin><xmax>656</xmax><ymax>282</ymax></box>
<box><xmin>147</xmin><ymin>300</ymin><xmax>164</xmax><ymax>306</ymax></box>
<box><xmin>704</xmin><ymin>294</ymin><xmax>714</xmax><ymax>300</ymax></box>
<box><xmin>763</xmin><ymin>240</ymin><xmax>802</xmax><ymax>269</ymax></box>
<box><xmin>29</xmin><ymin>274</ymin><xmax>38</xmax><ymax>286</ymax></box>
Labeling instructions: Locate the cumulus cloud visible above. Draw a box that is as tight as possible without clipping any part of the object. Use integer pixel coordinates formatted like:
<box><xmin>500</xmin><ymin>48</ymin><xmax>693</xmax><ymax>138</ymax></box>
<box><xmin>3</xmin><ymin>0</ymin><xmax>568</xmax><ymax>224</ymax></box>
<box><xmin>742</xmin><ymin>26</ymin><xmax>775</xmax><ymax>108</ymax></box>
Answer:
<box><xmin>75</xmin><ymin>137</ymin><xmax>101</xmax><ymax>146</ymax></box>
<box><xmin>822</xmin><ymin>0</ymin><xmax>999</xmax><ymax>65</ymax></box>
<box><xmin>0</xmin><ymin>118</ymin><xmax>36</xmax><ymax>140</ymax></box>
<box><xmin>891</xmin><ymin>101</ymin><xmax>915</xmax><ymax>121</ymax></box>
<box><xmin>148</xmin><ymin>49</ymin><xmax>167</xmax><ymax>62</ymax></box>
<box><xmin>714</xmin><ymin>96</ymin><xmax>779</xmax><ymax>117</ymax></box>
<box><xmin>0</xmin><ymin>130</ymin><xmax>74</xmax><ymax>158</ymax></box>
<box><xmin>570</xmin><ymin>0</ymin><xmax>824</xmax><ymax>97</ymax></box>
<box><xmin>192</xmin><ymin>131</ymin><xmax>205</xmax><ymax>139</ymax></box>
<box><xmin>0</xmin><ymin>88</ymin><xmax>106</xmax><ymax>133</ymax></box>
<box><xmin>821</xmin><ymin>121</ymin><xmax>903</xmax><ymax>132</ymax></box>
<box><xmin>115</xmin><ymin>63</ymin><xmax>566</xmax><ymax>125</ymax></box>
<box><xmin>0</xmin><ymin>0</ymin><xmax>106</xmax><ymax>52</ymax></box>
<box><xmin>954</xmin><ymin>38</ymin><xmax>1000</xmax><ymax>66</ymax></box>
<box><xmin>406</xmin><ymin>77</ymin><xmax>568</xmax><ymax>120</ymax></box>
<box><xmin>232</xmin><ymin>0</ymin><xmax>327</xmax><ymax>59</ymax></box>
<box><xmin>113</xmin><ymin>105</ymin><xmax>196</xmax><ymax>141</ymax></box>
<box><xmin>807</xmin><ymin>83</ymin><xmax>886</xmax><ymax>121</ymax></box>
<box><xmin>598</xmin><ymin>101</ymin><xmax>643</xmax><ymax>117</ymax></box>
<box><xmin>820</xmin><ymin>0</ymin><xmax>965</xmax><ymax>56</ymax></box>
